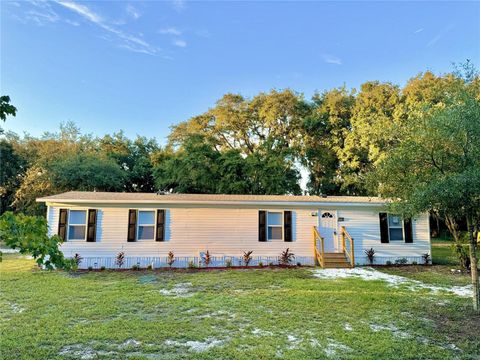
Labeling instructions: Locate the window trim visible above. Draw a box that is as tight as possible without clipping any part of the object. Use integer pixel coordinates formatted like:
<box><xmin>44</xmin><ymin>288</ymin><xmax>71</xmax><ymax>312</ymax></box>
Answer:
<box><xmin>387</xmin><ymin>214</ymin><xmax>404</xmax><ymax>242</ymax></box>
<box><xmin>266</xmin><ymin>210</ymin><xmax>284</xmax><ymax>242</ymax></box>
<box><xmin>136</xmin><ymin>209</ymin><xmax>157</xmax><ymax>241</ymax></box>
<box><xmin>67</xmin><ymin>209</ymin><xmax>88</xmax><ymax>241</ymax></box>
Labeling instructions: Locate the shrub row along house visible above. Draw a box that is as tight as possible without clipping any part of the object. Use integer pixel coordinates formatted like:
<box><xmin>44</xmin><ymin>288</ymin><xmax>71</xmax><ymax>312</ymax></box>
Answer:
<box><xmin>37</xmin><ymin>191</ymin><xmax>431</xmax><ymax>269</ymax></box>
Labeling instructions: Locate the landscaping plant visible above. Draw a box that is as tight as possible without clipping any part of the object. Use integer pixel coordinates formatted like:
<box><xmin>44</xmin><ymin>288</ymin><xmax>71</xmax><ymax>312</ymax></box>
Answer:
<box><xmin>202</xmin><ymin>250</ymin><xmax>212</xmax><ymax>267</ymax></box>
<box><xmin>243</xmin><ymin>251</ymin><xmax>253</xmax><ymax>266</ymax></box>
<box><xmin>73</xmin><ymin>253</ymin><xmax>83</xmax><ymax>269</ymax></box>
<box><xmin>422</xmin><ymin>253</ymin><xmax>431</xmax><ymax>265</ymax></box>
<box><xmin>280</xmin><ymin>248</ymin><xmax>295</xmax><ymax>266</ymax></box>
<box><xmin>167</xmin><ymin>251</ymin><xmax>175</xmax><ymax>268</ymax></box>
<box><xmin>115</xmin><ymin>251</ymin><xmax>125</xmax><ymax>268</ymax></box>
<box><xmin>364</xmin><ymin>248</ymin><xmax>376</xmax><ymax>265</ymax></box>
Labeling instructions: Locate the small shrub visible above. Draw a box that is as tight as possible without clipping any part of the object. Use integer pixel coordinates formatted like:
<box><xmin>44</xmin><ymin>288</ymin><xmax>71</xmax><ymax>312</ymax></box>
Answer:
<box><xmin>115</xmin><ymin>251</ymin><xmax>125</xmax><ymax>268</ymax></box>
<box><xmin>202</xmin><ymin>250</ymin><xmax>211</xmax><ymax>268</ymax></box>
<box><xmin>268</xmin><ymin>262</ymin><xmax>274</xmax><ymax>266</ymax></box>
<box><xmin>422</xmin><ymin>253</ymin><xmax>431</xmax><ymax>265</ymax></box>
<box><xmin>131</xmin><ymin>264</ymin><xmax>140</xmax><ymax>271</ymax></box>
<box><xmin>188</xmin><ymin>260</ymin><xmax>197</xmax><ymax>269</ymax></box>
<box><xmin>412</xmin><ymin>261</ymin><xmax>417</xmax><ymax>265</ymax></box>
<box><xmin>395</xmin><ymin>257</ymin><xmax>408</xmax><ymax>265</ymax></box>
<box><xmin>73</xmin><ymin>253</ymin><xmax>83</xmax><ymax>268</ymax></box>
<box><xmin>386</xmin><ymin>260</ymin><xmax>392</xmax><ymax>266</ymax></box>
<box><xmin>100</xmin><ymin>266</ymin><xmax>106</xmax><ymax>271</ymax></box>
<box><xmin>258</xmin><ymin>261</ymin><xmax>264</xmax><ymax>267</ymax></box>
<box><xmin>364</xmin><ymin>248</ymin><xmax>375</xmax><ymax>265</ymax></box>
<box><xmin>167</xmin><ymin>251</ymin><xmax>175</xmax><ymax>268</ymax></box>
<box><xmin>225</xmin><ymin>258</ymin><xmax>232</xmax><ymax>267</ymax></box>
<box><xmin>88</xmin><ymin>266</ymin><xmax>93</xmax><ymax>271</ymax></box>
<box><xmin>147</xmin><ymin>264</ymin><xmax>153</xmax><ymax>270</ymax></box>
<box><xmin>243</xmin><ymin>251</ymin><xmax>253</xmax><ymax>266</ymax></box>
<box><xmin>280</xmin><ymin>248</ymin><xmax>295</xmax><ymax>265</ymax></box>
<box><xmin>296</xmin><ymin>262</ymin><xmax>302</xmax><ymax>267</ymax></box>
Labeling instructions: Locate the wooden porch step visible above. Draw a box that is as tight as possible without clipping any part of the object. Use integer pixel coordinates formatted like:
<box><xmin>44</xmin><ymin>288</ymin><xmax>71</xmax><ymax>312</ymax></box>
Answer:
<box><xmin>323</xmin><ymin>262</ymin><xmax>353</xmax><ymax>268</ymax></box>
<box><xmin>322</xmin><ymin>252</ymin><xmax>351</xmax><ymax>268</ymax></box>
<box><xmin>323</xmin><ymin>252</ymin><xmax>347</xmax><ymax>258</ymax></box>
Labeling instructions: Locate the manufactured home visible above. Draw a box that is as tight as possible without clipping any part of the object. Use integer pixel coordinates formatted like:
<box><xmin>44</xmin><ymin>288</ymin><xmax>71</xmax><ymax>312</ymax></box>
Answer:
<box><xmin>37</xmin><ymin>191</ymin><xmax>431</xmax><ymax>269</ymax></box>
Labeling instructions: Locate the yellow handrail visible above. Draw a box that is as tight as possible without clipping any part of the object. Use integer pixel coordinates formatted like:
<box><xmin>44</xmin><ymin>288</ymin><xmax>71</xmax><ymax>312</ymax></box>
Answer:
<box><xmin>340</xmin><ymin>226</ymin><xmax>355</xmax><ymax>267</ymax></box>
<box><xmin>312</xmin><ymin>226</ymin><xmax>325</xmax><ymax>267</ymax></box>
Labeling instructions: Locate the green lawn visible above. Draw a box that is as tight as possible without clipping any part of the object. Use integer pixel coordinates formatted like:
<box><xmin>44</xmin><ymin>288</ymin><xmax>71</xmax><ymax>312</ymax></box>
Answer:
<box><xmin>1</xmin><ymin>253</ymin><xmax>479</xmax><ymax>360</ymax></box>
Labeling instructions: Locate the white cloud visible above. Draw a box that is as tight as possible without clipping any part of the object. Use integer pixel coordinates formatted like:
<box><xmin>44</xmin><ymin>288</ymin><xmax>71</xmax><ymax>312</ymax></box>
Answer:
<box><xmin>173</xmin><ymin>39</ymin><xmax>187</xmax><ymax>48</ymax></box>
<box><xmin>126</xmin><ymin>4</ymin><xmax>141</xmax><ymax>20</ymax></box>
<box><xmin>414</xmin><ymin>28</ymin><xmax>424</xmax><ymax>34</ymax></box>
<box><xmin>159</xmin><ymin>27</ymin><xmax>182</xmax><ymax>36</ymax></box>
<box><xmin>171</xmin><ymin>0</ymin><xmax>186</xmax><ymax>12</ymax></box>
<box><xmin>53</xmin><ymin>0</ymin><xmax>158</xmax><ymax>55</ymax></box>
<box><xmin>426</xmin><ymin>25</ymin><xmax>454</xmax><ymax>47</ymax></box>
<box><xmin>56</xmin><ymin>0</ymin><xmax>103</xmax><ymax>23</ymax></box>
<box><xmin>322</xmin><ymin>54</ymin><xmax>342</xmax><ymax>65</ymax></box>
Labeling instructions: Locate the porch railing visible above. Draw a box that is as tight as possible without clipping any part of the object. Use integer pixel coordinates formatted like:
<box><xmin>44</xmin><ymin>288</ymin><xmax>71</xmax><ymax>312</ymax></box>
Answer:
<box><xmin>340</xmin><ymin>226</ymin><xmax>355</xmax><ymax>267</ymax></box>
<box><xmin>312</xmin><ymin>226</ymin><xmax>325</xmax><ymax>267</ymax></box>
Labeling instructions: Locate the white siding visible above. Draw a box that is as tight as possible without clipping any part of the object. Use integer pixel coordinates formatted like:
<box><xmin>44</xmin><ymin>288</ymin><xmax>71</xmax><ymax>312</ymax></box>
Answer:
<box><xmin>47</xmin><ymin>202</ymin><xmax>431</xmax><ymax>266</ymax></box>
<box><xmin>337</xmin><ymin>209</ymin><xmax>431</xmax><ymax>265</ymax></box>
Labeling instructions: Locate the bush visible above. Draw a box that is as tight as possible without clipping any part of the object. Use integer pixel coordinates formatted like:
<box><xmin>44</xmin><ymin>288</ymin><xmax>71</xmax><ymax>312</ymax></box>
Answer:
<box><xmin>147</xmin><ymin>264</ymin><xmax>153</xmax><ymax>270</ymax></box>
<box><xmin>243</xmin><ymin>251</ymin><xmax>253</xmax><ymax>266</ymax></box>
<box><xmin>88</xmin><ymin>266</ymin><xmax>93</xmax><ymax>271</ymax></box>
<box><xmin>386</xmin><ymin>260</ymin><xmax>392</xmax><ymax>266</ymax></box>
<box><xmin>395</xmin><ymin>257</ymin><xmax>408</xmax><ymax>265</ymax></box>
<box><xmin>364</xmin><ymin>248</ymin><xmax>375</xmax><ymax>265</ymax></box>
<box><xmin>131</xmin><ymin>264</ymin><xmax>140</xmax><ymax>271</ymax></box>
<box><xmin>258</xmin><ymin>261</ymin><xmax>264</xmax><ymax>267</ymax></box>
<box><xmin>412</xmin><ymin>261</ymin><xmax>417</xmax><ymax>265</ymax></box>
<box><xmin>188</xmin><ymin>260</ymin><xmax>197</xmax><ymax>269</ymax></box>
<box><xmin>100</xmin><ymin>266</ymin><xmax>106</xmax><ymax>271</ymax></box>
<box><xmin>0</xmin><ymin>212</ymin><xmax>75</xmax><ymax>270</ymax></box>
<box><xmin>225</xmin><ymin>258</ymin><xmax>232</xmax><ymax>267</ymax></box>
<box><xmin>296</xmin><ymin>262</ymin><xmax>302</xmax><ymax>267</ymax></box>
<box><xmin>280</xmin><ymin>248</ymin><xmax>295</xmax><ymax>265</ymax></box>
<box><xmin>115</xmin><ymin>251</ymin><xmax>125</xmax><ymax>268</ymax></box>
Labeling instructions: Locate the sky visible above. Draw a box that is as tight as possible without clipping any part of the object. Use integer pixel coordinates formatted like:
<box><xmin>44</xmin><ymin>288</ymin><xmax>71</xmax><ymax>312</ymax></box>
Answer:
<box><xmin>1</xmin><ymin>0</ymin><xmax>479</xmax><ymax>144</ymax></box>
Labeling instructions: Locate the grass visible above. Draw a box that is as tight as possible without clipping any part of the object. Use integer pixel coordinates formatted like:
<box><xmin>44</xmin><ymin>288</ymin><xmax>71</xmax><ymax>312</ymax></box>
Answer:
<box><xmin>1</xmin><ymin>251</ymin><xmax>479</xmax><ymax>360</ymax></box>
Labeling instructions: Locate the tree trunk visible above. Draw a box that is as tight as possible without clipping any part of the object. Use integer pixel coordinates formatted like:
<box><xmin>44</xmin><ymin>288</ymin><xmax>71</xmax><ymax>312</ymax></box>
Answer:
<box><xmin>444</xmin><ymin>214</ymin><xmax>460</xmax><ymax>242</ymax></box>
<box><xmin>467</xmin><ymin>216</ymin><xmax>479</xmax><ymax>312</ymax></box>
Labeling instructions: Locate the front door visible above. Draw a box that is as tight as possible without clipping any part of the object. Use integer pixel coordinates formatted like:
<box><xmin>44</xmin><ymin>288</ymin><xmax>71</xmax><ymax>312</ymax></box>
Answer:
<box><xmin>319</xmin><ymin>210</ymin><xmax>338</xmax><ymax>252</ymax></box>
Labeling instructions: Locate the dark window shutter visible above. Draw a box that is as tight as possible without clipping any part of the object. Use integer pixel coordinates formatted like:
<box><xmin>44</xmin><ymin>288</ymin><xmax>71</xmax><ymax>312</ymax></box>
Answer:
<box><xmin>379</xmin><ymin>212</ymin><xmax>389</xmax><ymax>243</ymax></box>
<box><xmin>127</xmin><ymin>209</ymin><xmax>137</xmax><ymax>242</ymax></box>
<box><xmin>284</xmin><ymin>211</ymin><xmax>292</xmax><ymax>242</ymax></box>
<box><xmin>259</xmin><ymin>211</ymin><xmax>266</xmax><ymax>242</ymax></box>
<box><xmin>156</xmin><ymin>209</ymin><xmax>165</xmax><ymax>242</ymax></box>
<box><xmin>58</xmin><ymin>209</ymin><xmax>68</xmax><ymax>241</ymax></box>
<box><xmin>86</xmin><ymin>209</ymin><xmax>97</xmax><ymax>242</ymax></box>
<box><xmin>404</xmin><ymin>218</ymin><xmax>413</xmax><ymax>243</ymax></box>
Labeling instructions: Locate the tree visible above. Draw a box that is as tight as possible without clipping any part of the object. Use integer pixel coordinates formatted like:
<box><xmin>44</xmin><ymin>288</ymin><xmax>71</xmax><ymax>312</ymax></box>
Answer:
<box><xmin>47</xmin><ymin>153</ymin><xmax>126</xmax><ymax>192</ymax></box>
<box><xmin>371</xmin><ymin>88</ymin><xmax>480</xmax><ymax>311</ymax></box>
<box><xmin>0</xmin><ymin>140</ymin><xmax>26</xmax><ymax>213</ymax></box>
<box><xmin>154</xmin><ymin>135</ymin><xmax>220</xmax><ymax>193</ymax></box>
<box><xmin>99</xmin><ymin>132</ymin><xmax>159</xmax><ymax>192</ymax></box>
<box><xmin>0</xmin><ymin>95</ymin><xmax>17</xmax><ymax>133</ymax></box>
<box><xmin>0</xmin><ymin>212</ymin><xmax>74</xmax><ymax>270</ymax></box>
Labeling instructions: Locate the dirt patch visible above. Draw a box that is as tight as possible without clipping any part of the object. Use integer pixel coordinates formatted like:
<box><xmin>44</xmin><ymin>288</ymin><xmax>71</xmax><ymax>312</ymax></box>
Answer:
<box><xmin>164</xmin><ymin>337</ymin><xmax>226</xmax><ymax>352</ymax></box>
<box><xmin>312</xmin><ymin>268</ymin><xmax>473</xmax><ymax>297</ymax></box>
<box><xmin>158</xmin><ymin>282</ymin><xmax>196</xmax><ymax>297</ymax></box>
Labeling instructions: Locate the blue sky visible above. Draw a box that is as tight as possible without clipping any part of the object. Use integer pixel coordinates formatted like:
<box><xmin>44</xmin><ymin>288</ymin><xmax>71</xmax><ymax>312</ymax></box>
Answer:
<box><xmin>1</xmin><ymin>0</ymin><xmax>479</xmax><ymax>143</ymax></box>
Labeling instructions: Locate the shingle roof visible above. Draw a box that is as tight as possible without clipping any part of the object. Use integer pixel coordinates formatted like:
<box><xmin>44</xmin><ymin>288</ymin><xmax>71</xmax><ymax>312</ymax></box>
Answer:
<box><xmin>37</xmin><ymin>191</ymin><xmax>386</xmax><ymax>205</ymax></box>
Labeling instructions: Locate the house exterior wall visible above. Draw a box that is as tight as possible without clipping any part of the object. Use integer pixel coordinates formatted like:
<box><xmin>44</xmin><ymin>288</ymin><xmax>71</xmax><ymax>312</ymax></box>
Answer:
<box><xmin>46</xmin><ymin>202</ymin><xmax>431</xmax><ymax>268</ymax></box>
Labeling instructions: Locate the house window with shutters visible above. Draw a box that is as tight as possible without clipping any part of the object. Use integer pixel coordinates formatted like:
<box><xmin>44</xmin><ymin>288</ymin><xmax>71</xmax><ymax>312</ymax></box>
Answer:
<box><xmin>68</xmin><ymin>210</ymin><xmax>87</xmax><ymax>241</ymax></box>
<box><xmin>267</xmin><ymin>211</ymin><xmax>283</xmax><ymax>241</ymax></box>
<box><xmin>388</xmin><ymin>214</ymin><xmax>404</xmax><ymax>241</ymax></box>
<box><xmin>137</xmin><ymin>210</ymin><xmax>156</xmax><ymax>240</ymax></box>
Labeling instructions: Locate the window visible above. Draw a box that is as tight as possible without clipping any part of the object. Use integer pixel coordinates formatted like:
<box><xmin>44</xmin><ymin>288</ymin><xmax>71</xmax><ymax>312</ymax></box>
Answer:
<box><xmin>267</xmin><ymin>211</ymin><xmax>283</xmax><ymax>241</ymax></box>
<box><xmin>137</xmin><ymin>210</ymin><xmax>155</xmax><ymax>240</ymax></box>
<box><xmin>388</xmin><ymin>214</ymin><xmax>403</xmax><ymax>241</ymax></box>
<box><xmin>322</xmin><ymin>212</ymin><xmax>334</xmax><ymax>218</ymax></box>
<box><xmin>68</xmin><ymin>210</ymin><xmax>87</xmax><ymax>240</ymax></box>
